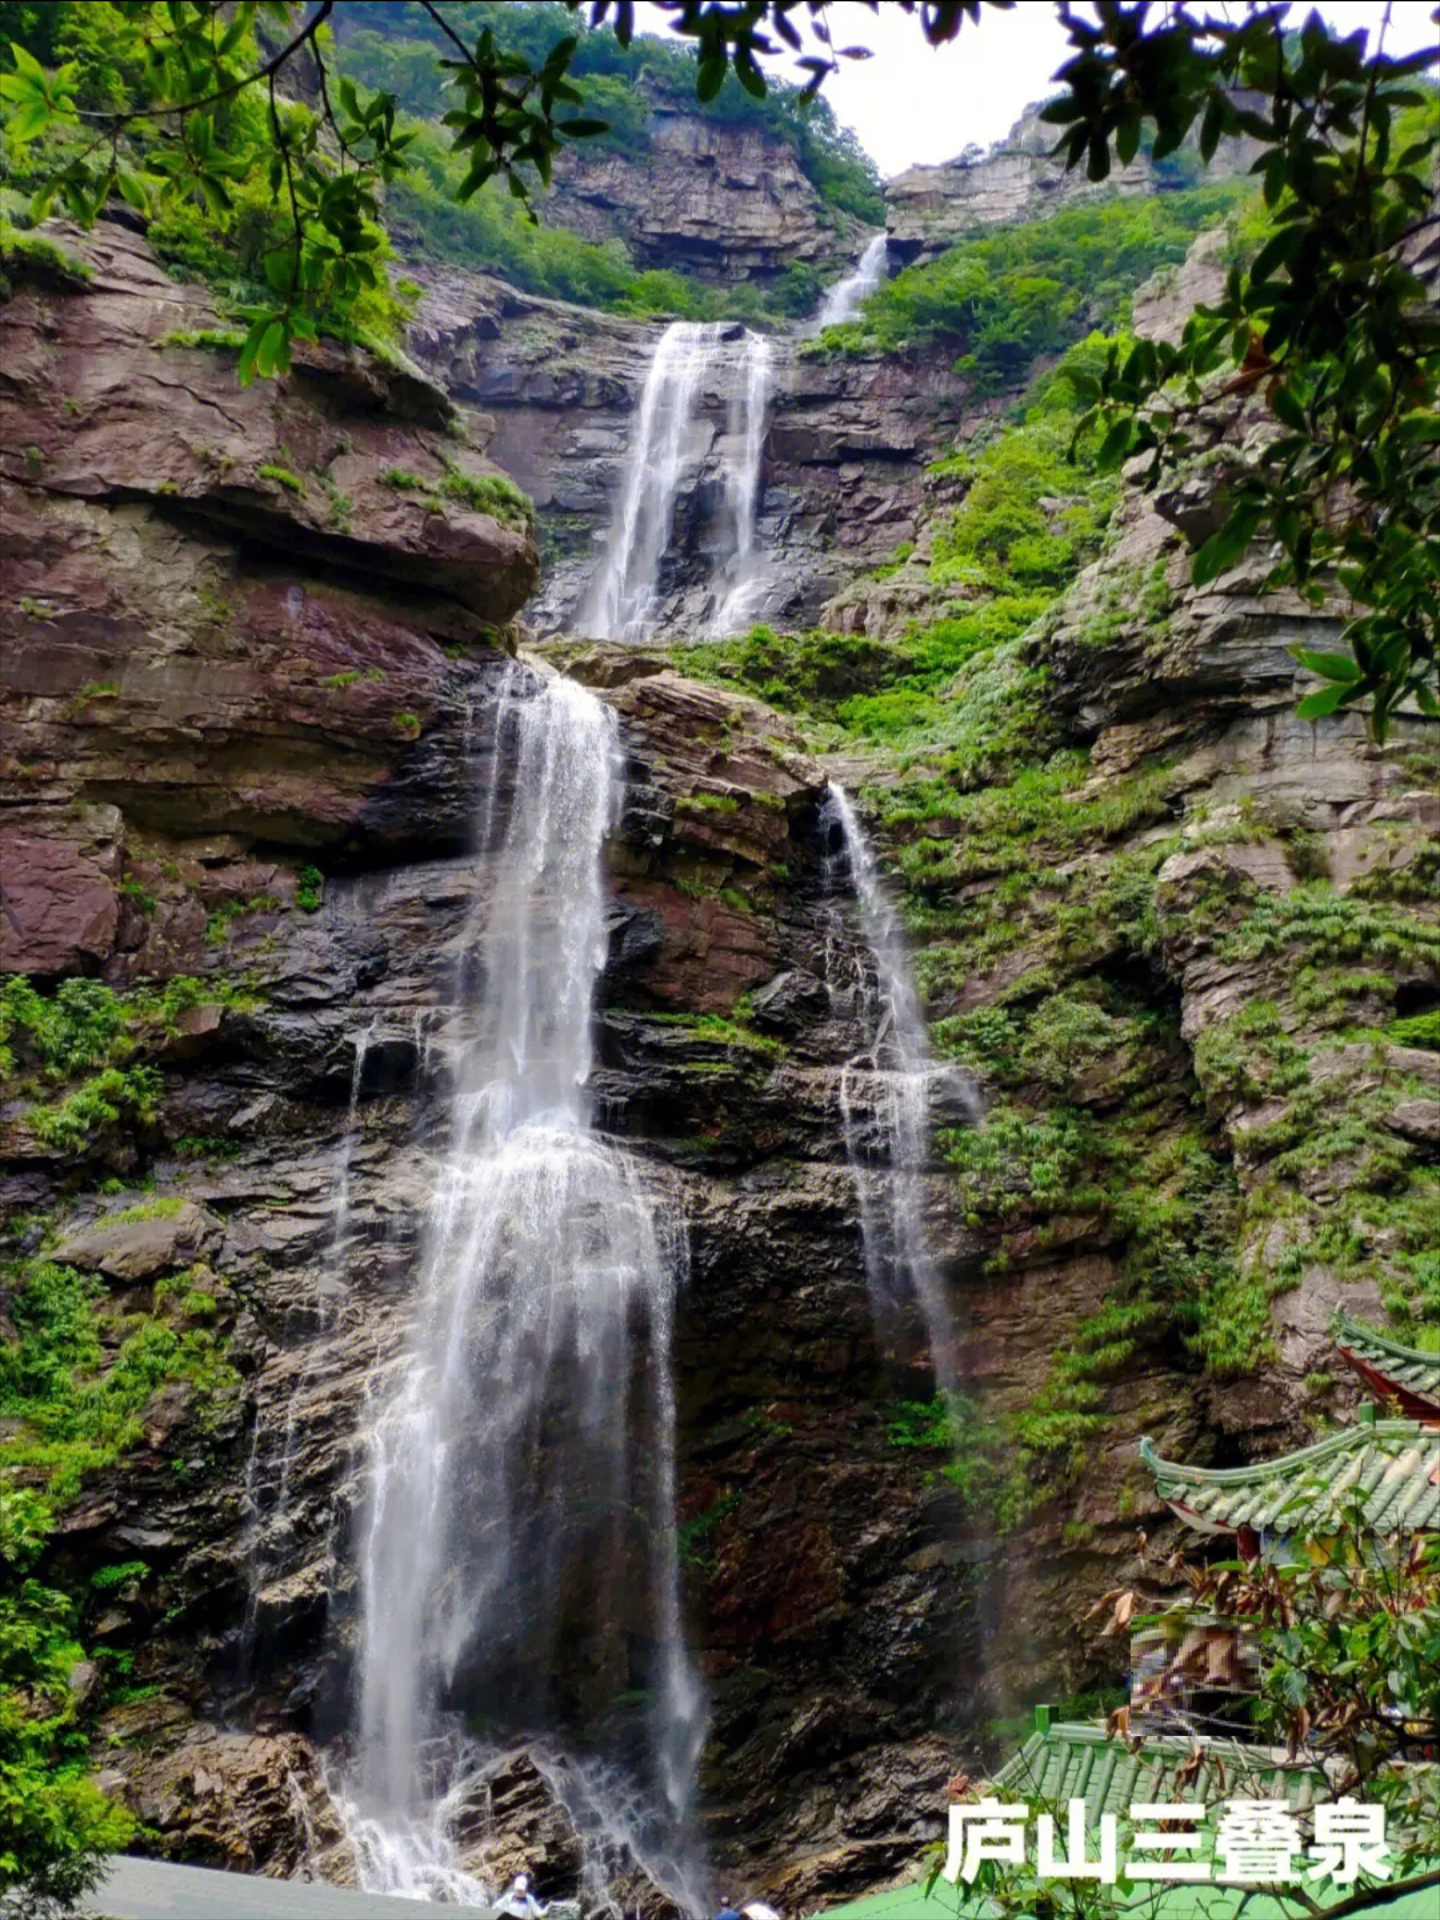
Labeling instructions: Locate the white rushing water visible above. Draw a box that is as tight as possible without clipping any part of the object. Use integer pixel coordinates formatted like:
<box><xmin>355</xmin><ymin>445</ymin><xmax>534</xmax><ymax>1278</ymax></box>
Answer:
<box><xmin>348</xmin><ymin>668</ymin><xmax>703</xmax><ymax>1902</ymax></box>
<box><xmin>586</xmin><ymin>320</ymin><xmax>772</xmax><ymax>642</ymax></box>
<box><xmin>708</xmin><ymin>329</ymin><xmax>773</xmax><ymax>638</ymax></box>
<box><xmin>814</xmin><ymin>233</ymin><xmax>889</xmax><ymax>330</ymax></box>
<box><xmin>822</xmin><ymin>783</ymin><xmax>977</xmax><ymax>1392</ymax></box>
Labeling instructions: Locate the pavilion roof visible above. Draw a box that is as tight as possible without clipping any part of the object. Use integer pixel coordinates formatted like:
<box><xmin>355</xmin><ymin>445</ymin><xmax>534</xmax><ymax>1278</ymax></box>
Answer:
<box><xmin>1139</xmin><ymin>1420</ymin><xmax>1440</xmax><ymax>1536</ymax></box>
<box><xmin>991</xmin><ymin>1717</ymin><xmax>1325</xmax><ymax>1820</ymax></box>
<box><xmin>1332</xmin><ymin>1311</ymin><xmax>1440</xmax><ymax>1421</ymax></box>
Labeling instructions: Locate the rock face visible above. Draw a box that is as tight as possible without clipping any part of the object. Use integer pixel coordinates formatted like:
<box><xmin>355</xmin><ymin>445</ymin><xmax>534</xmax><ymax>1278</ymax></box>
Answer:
<box><xmin>541</xmin><ymin>99</ymin><xmax>863</xmax><ymax>289</ymax></box>
<box><xmin>1</xmin><ymin>222</ymin><xmax>536</xmax><ymax>978</ymax></box>
<box><xmin>886</xmin><ymin>101</ymin><xmax>1262</xmax><ymax>258</ymax></box>
<box><xmin>407</xmin><ymin>268</ymin><xmax>966</xmax><ymax>639</ymax></box>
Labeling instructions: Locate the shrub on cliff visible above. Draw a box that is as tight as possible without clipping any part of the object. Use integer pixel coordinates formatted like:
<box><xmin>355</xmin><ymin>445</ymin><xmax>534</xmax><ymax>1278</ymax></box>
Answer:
<box><xmin>812</xmin><ymin>185</ymin><xmax>1250</xmax><ymax>387</ymax></box>
<box><xmin>0</xmin><ymin>1489</ymin><xmax>133</xmax><ymax>1920</ymax></box>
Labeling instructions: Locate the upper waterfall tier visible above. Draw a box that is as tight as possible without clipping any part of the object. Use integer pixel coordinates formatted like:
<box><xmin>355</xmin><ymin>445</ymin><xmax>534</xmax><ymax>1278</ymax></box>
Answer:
<box><xmin>814</xmin><ymin>233</ymin><xmax>890</xmax><ymax>330</ymax></box>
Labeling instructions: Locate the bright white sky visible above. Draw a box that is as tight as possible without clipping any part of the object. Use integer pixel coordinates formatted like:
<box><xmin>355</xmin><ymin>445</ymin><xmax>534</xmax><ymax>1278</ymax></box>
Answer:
<box><xmin>632</xmin><ymin>1</ymin><xmax>1440</xmax><ymax>178</ymax></box>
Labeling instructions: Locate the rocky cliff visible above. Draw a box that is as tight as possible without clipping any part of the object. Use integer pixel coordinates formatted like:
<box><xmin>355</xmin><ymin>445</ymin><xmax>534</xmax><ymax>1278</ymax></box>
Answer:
<box><xmin>885</xmin><ymin>101</ymin><xmax>1262</xmax><ymax>258</ymax></box>
<box><xmin>0</xmin><ymin>222</ymin><xmax>981</xmax><ymax>1912</ymax></box>
<box><xmin>541</xmin><ymin>98</ymin><xmax>863</xmax><ymax>290</ymax></box>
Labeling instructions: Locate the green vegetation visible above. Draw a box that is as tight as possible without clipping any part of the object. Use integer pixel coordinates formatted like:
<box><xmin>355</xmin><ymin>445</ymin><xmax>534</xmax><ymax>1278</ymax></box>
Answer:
<box><xmin>0</xmin><ymin>974</ymin><xmax>260</xmax><ymax>1156</ymax></box>
<box><xmin>643</xmin><ymin>1010</ymin><xmax>782</xmax><ymax>1057</ymax></box>
<box><xmin>205</xmin><ymin>895</ymin><xmax>281</xmax><ymax>945</ymax></box>
<box><xmin>1391</xmin><ymin>1009</ymin><xmax>1440</xmax><ymax>1052</ymax></box>
<box><xmin>0</xmin><ymin>1486</ymin><xmax>134</xmax><ymax>1915</ymax></box>
<box><xmin>677</xmin><ymin>1489</ymin><xmax>743</xmax><ymax>1574</ymax></box>
<box><xmin>295</xmin><ymin>865</ymin><xmax>325</xmax><ymax>914</ymax></box>
<box><xmin>0</xmin><ymin>212</ymin><xmax>90</xmax><ymax>292</ymax></box>
<box><xmin>152</xmin><ymin>326</ymin><xmax>245</xmax><ymax>353</ymax></box>
<box><xmin>809</xmin><ymin>185</ymin><xmax>1249</xmax><ymax>391</ymax></box>
<box><xmin>256</xmin><ymin>463</ymin><xmax>303</xmax><ymax>495</ymax></box>
<box><xmin>440</xmin><ymin>467</ymin><xmax>533</xmax><ymax>526</ymax></box>
<box><xmin>675</xmin><ymin>792</ymin><xmax>740</xmax><ymax>816</ymax></box>
<box><xmin>379</xmin><ymin>462</ymin><xmax>533</xmax><ymax>526</ymax></box>
<box><xmin>0</xmin><ymin>1214</ymin><xmax>235</xmax><ymax>1901</ymax></box>
<box><xmin>332</xmin><ymin>0</ymin><xmax>885</xmax><ymax>262</ymax></box>
<box><xmin>27</xmin><ymin>1066</ymin><xmax>164</xmax><ymax>1153</ymax></box>
<box><xmin>0</xmin><ymin>1258</ymin><xmax>234</xmax><ymax>1503</ymax></box>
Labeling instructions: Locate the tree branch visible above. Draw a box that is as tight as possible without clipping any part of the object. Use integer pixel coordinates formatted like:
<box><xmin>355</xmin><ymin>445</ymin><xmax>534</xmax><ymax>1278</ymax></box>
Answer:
<box><xmin>418</xmin><ymin>0</ymin><xmax>480</xmax><ymax>70</ymax></box>
<box><xmin>75</xmin><ymin>0</ymin><xmax>336</xmax><ymax>126</ymax></box>
<box><xmin>1307</xmin><ymin>1867</ymin><xmax>1440</xmax><ymax>1920</ymax></box>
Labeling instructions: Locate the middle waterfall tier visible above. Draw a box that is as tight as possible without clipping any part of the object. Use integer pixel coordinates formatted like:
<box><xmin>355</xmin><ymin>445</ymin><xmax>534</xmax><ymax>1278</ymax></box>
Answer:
<box><xmin>586</xmin><ymin>321</ymin><xmax>773</xmax><ymax>644</ymax></box>
<box><xmin>821</xmin><ymin>783</ymin><xmax>980</xmax><ymax>1395</ymax></box>
<box><xmin>346</xmin><ymin>667</ymin><xmax>703</xmax><ymax>1906</ymax></box>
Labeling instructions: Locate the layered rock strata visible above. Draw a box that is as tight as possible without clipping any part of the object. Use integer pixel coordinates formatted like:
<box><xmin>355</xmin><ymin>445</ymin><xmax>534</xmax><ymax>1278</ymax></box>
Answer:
<box><xmin>885</xmin><ymin>101</ymin><xmax>1262</xmax><ymax>258</ymax></box>
<box><xmin>541</xmin><ymin>100</ymin><xmax>862</xmax><ymax>289</ymax></box>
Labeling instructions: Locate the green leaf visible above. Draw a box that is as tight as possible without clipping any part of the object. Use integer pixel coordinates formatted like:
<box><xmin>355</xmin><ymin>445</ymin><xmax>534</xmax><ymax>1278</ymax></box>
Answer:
<box><xmin>1294</xmin><ymin>649</ymin><xmax>1362</xmax><ymax>683</ymax></box>
<box><xmin>1295</xmin><ymin>683</ymin><xmax>1352</xmax><ymax>719</ymax></box>
<box><xmin>1192</xmin><ymin>504</ymin><xmax>1262</xmax><ymax>584</ymax></box>
<box><xmin>236</xmin><ymin>319</ymin><xmax>267</xmax><ymax>389</ymax></box>
<box><xmin>115</xmin><ymin>167</ymin><xmax>150</xmax><ymax>213</ymax></box>
<box><xmin>5</xmin><ymin>99</ymin><xmax>49</xmax><ymax>140</ymax></box>
<box><xmin>253</xmin><ymin>318</ymin><xmax>287</xmax><ymax>380</ymax></box>
<box><xmin>1270</xmin><ymin>385</ymin><xmax>1308</xmax><ymax>434</ymax></box>
<box><xmin>735</xmin><ymin>56</ymin><xmax>766</xmax><ymax>100</ymax></box>
<box><xmin>1199</xmin><ymin>94</ymin><xmax>1224</xmax><ymax>162</ymax></box>
<box><xmin>696</xmin><ymin>54</ymin><xmax>726</xmax><ymax>103</ymax></box>
<box><xmin>6</xmin><ymin>38</ymin><xmax>47</xmax><ymax>82</ymax></box>
<box><xmin>1096</xmin><ymin>418</ymin><xmax>1135</xmax><ymax>470</ymax></box>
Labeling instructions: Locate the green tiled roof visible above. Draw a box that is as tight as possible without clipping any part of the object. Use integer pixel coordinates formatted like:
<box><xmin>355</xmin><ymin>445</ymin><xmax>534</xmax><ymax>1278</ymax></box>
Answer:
<box><xmin>1140</xmin><ymin>1421</ymin><xmax>1440</xmax><ymax>1536</ymax></box>
<box><xmin>807</xmin><ymin>1721</ymin><xmax>1440</xmax><ymax>1920</ymax></box>
<box><xmin>991</xmin><ymin>1720</ymin><xmax>1324</xmax><ymax>1821</ymax></box>
<box><xmin>808</xmin><ymin>1872</ymin><xmax>1440</xmax><ymax>1920</ymax></box>
<box><xmin>1332</xmin><ymin>1311</ymin><xmax>1440</xmax><ymax>1416</ymax></box>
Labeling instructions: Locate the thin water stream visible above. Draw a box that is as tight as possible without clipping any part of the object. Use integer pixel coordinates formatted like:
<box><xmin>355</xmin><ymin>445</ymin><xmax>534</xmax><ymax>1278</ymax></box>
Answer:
<box><xmin>821</xmin><ymin>783</ymin><xmax>978</xmax><ymax>1392</ymax></box>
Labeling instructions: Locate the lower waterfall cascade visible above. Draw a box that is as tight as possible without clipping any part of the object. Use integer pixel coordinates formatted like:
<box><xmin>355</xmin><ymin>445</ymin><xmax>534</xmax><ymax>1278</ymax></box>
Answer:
<box><xmin>341</xmin><ymin>667</ymin><xmax>704</xmax><ymax>1906</ymax></box>
<box><xmin>585</xmin><ymin>320</ymin><xmax>774</xmax><ymax>643</ymax></box>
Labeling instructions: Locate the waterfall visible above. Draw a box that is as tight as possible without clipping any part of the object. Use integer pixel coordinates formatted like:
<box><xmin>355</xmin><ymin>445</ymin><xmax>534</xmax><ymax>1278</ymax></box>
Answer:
<box><xmin>347</xmin><ymin>668</ymin><xmax>703</xmax><ymax>1904</ymax></box>
<box><xmin>822</xmin><ymin>783</ymin><xmax>977</xmax><ymax>1391</ymax></box>
<box><xmin>586</xmin><ymin>320</ymin><xmax>772</xmax><ymax>643</ymax></box>
<box><xmin>708</xmin><ymin>330</ymin><xmax>773</xmax><ymax>638</ymax></box>
<box><xmin>815</xmin><ymin>233</ymin><xmax>889</xmax><ymax>330</ymax></box>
